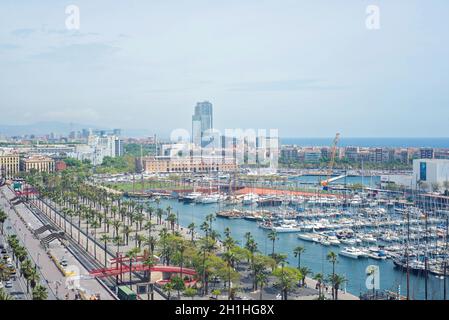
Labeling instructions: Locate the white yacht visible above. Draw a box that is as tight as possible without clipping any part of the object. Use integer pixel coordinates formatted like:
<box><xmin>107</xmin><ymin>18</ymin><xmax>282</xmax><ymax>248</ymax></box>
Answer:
<box><xmin>297</xmin><ymin>233</ymin><xmax>314</xmax><ymax>242</ymax></box>
<box><xmin>183</xmin><ymin>192</ymin><xmax>203</xmax><ymax>203</ymax></box>
<box><xmin>242</xmin><ymin>193</ymin><xmax>259</xmax><ymax>205</ymax></box>
<box><xmin>327</xmin><ymin>235</ymin><xmax>341</xmax><ymax>246</ymax></box>
<box><xmin>200</xmin><ymin>194</ymin><xmax>221</xmax><ymax>204</ymax></box>
<box><xmin>272</xmin><ymin>224</ymin><xmax>302</xmax><ymax>233</ymax></box>
<box><xmin>340</xmin><ymin>238</ymin><xmax>357</xmax><ymax>245</ymax></box>
<box><xmin>339</xmin><ymin>247</ymin><xmax>363</xmax><ymax>259</ymax></box>
<box><xmin>319</xmin><ymin>237</ymin><xmax>331</xmax><ymax>246</ymax></box>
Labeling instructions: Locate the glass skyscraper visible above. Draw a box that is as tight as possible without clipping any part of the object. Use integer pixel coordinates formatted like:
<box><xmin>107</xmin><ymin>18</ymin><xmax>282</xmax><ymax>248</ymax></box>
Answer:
<box><xmin>192</xmin><ymin>101</ymin><xmax>213</xmax><ymax>146</ymax></box>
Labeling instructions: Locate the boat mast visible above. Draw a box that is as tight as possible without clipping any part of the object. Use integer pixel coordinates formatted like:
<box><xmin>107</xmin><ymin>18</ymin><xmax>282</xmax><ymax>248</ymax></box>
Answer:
<box><xmin>406</xmin><ymin>201</ymin><xmax>410</xmax><ymax>300</ymax></box>
<box><xmin>140</xmin><ymin>144</ymin><xmax>144</xmax><ymax>193</ymax></box>
<box><xmin>444</xmin><ymin>215</ymin><xmax>448</xmax><ymax>300</ymax></box>
<box><xmin>424</xmin><ymin>210</ymin><xmax>428</xmax><ymax>300</ymax></box>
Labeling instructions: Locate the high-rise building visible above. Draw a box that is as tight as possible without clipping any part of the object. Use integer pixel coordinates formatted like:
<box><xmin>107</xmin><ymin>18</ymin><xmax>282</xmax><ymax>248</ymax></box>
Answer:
<box><xmin>345</xmin><ymin>146</ymin><xmax>360</xmax><ymax>162</ymax></box>
<box><xmin>192</xmin><ymin>115</ymin><xmax>202</xmax><ymax>146</ymax></box>
<box><xmin>191</xmin><ymin>101</ymin><xmax>213</xmax><ymax>146</ymax></box>
<box><xmin>114</xmin><ymin>137</ymin><xmax>124</xmax><ymax>157</ymax></box>
<box><xmin>420</xmin><ymin>148</ymin><xmax>434</xmax><ymax>159</ymax></box>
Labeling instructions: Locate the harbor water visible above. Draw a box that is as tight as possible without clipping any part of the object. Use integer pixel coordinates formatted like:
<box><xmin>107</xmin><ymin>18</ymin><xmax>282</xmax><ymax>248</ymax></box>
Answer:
<box><xmin>153</xmin><ymin>198</ymin><xmax>448</xmax><ymax>300</ymax></box>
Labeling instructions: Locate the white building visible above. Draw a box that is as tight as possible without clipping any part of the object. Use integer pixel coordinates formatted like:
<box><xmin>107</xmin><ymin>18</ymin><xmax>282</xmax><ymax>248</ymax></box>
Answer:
<box><xmin>412</xmin><ymin>159</ymin><xmax>449</xmax><ymax>191</ymax></box>
<box><xmin>72</xmin><ymin>134</ymin><xmax>121</xmax><ymax>165</ymax></box>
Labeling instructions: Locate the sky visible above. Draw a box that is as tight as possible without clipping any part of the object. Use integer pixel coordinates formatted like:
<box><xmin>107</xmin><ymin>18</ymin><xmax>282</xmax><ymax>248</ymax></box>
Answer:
<box><xmin>0</xmin><ymin>0</ymin><xmax>448</xmax><ymax>138</ymax></box>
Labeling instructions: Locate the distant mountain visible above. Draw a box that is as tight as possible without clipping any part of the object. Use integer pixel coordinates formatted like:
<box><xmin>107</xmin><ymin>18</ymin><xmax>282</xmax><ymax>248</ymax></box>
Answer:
<box><xmin>0</xmin><ymin>121</ymin><xmax>102</xmax><ymax>136</ymax></box>
<box><xmin>0</xmin><ymin>121</ymin><xmax>155</xmax><ymax>138</ymax></box>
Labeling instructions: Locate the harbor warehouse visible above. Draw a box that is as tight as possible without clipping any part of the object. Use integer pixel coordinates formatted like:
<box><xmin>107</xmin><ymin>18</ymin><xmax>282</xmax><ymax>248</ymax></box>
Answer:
<box><xmin>138</xmin><ymin>156</ymin><xmax>237</xmax><ymax>174</ymax></box>
<box><xmin>413</xmin><ymin>159</ymin><xmax>449</xmax><ymax>191</ymax></box>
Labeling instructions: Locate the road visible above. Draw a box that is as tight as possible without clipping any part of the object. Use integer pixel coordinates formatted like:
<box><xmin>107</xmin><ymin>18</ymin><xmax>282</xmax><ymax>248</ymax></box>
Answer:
<box><xmin>1</xmin><ymin>225</ymin><xmax>29</xmax><ymax>300</ymax></box>
<box><xmin>0</xmin><ymin>185</ymin><xmax>115</xmax><ymax>300</ymax></box>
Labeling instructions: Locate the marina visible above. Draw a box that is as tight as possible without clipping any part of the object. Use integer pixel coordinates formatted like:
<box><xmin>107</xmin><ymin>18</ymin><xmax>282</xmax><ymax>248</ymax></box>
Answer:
<box><xmin>136</xmin><ymin>190</ymin><xmax>449</xmax><ymax>300</ymax></box>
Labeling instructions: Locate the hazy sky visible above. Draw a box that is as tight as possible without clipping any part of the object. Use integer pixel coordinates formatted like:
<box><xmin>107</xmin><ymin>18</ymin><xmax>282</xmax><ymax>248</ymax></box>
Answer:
<box><xmin>1</xmin><ymin>0</ymin><xmax>448</xmax><ymax>137</ymax></box>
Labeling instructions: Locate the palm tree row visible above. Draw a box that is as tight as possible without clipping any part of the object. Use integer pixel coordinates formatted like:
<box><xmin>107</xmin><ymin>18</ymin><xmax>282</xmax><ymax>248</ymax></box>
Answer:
<box><xmin>22</xmin><ymin>169</ymin><xmax>349</xmax><ymax>301</ymax></box>
<box><xmin>6</xmin><ymin>235</ymin><xmax>48</xmax><ymax>300</ymax></box>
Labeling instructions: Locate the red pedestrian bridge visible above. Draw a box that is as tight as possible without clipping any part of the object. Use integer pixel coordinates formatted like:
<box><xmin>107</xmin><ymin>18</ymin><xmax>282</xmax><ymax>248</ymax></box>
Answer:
<box><xmin>89</xmin><ymin>264</ymin><xmax>197</xmax><ymax>278</ymax></box>
<box><xmin>14</xmin><ymin>187</ymin><xmax>39</xmax><ymax>197</ymax></box>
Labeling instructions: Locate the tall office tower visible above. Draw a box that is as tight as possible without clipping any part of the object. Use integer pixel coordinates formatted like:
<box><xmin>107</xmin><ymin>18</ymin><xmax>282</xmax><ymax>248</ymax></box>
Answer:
<box><xmin>114</xmin><ymin>137</ymin><xmax>124</xmax><ymax>157</ymax></box>
<box><xmin>191</xmin><ymin>101</ymin><xmax>213</xmax><ymax>147</ymax></box>
<box><xmin>192</xmin><ymin>115</ymin><xmax>202</xmax><ymax>146</ymax></box>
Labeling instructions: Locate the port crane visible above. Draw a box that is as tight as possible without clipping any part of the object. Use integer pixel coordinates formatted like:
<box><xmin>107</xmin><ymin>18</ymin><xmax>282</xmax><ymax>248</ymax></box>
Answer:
<box><xmin>321</xmin><ymin>133</ymin><xmax>340</xmax><ymax>190</ymax></box>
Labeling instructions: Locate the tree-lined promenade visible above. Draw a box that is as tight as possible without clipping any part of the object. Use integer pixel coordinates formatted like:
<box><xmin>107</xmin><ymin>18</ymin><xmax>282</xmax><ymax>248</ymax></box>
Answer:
<box><xmin>14</xmin><ymin>167</ymin><xmax>352</xmax><ymax>300</ymax></box>
<box><xmin>0</xmin><ymin>208</ymin><xmax>48</xmax><ymax>301</ymax></box>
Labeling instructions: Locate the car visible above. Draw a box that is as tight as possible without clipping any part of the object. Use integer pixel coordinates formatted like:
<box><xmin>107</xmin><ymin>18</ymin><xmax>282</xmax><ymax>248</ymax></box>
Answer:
<box><xmin>1</xmin><ymin>248</ymin><xmax>7</xmax><ymax>255</ymax></box>
<box><xmin>5</xmin><ymin>280</ymin><xmax>13</xmax><ymax>288</ymax></box>
<box><xmin>60</xmin><ymin>259</ymin><xmax>68</xmax><ymax>267</ymax></box>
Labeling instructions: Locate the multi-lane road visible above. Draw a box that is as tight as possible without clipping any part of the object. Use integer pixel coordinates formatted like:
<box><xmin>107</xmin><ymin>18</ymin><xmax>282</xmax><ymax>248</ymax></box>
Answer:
<box><xmin>0</xmin><ymin>185</ymin><xmax>115</xmax><ymax>300</ymax></box>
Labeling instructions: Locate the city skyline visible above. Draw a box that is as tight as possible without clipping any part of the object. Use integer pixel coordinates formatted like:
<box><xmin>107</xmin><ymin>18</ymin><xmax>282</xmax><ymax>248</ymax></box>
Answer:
<box><xmin>1</xmin><ymin>1</ymin><xmax>448</xmax><ymax>137</ymax></box>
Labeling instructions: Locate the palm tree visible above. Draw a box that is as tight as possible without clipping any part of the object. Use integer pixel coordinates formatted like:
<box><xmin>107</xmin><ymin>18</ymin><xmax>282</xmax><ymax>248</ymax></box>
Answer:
<box><xmin>267</xmin><ymin>230</ymin><xmax>278</xmax><ymax>257</ymax></box>
<box><xmin>313</xmin><ymin>273</ymin><xmax>325</xmax><ymax>299</ymax></box>
<box><xmin>99</xmin><ymin>234</ymin><xmax>111</xmax><ymax>267</ymax></box>
<box><xmin>112</xmin><ymin>236</ymin><xmax>123</xmax><ymax>258</ymax></box>
<box><xmin>326</xmin><ymin>251</ymin><xmax>338</xmax><ymax>299</ymax></box>
<box><xmin>184</xmin><ymin>287</ymin><xmax>197</xmax><ymax>300</ymax></box>
<box><xmin>222</xmin><ymin>251</ymin><xmax>235</xmax><ymax>299</ymax></box>
<box><xmin>0</xmin><ymin>261</ymin><xmax>12</xmax><ymax>281</ymax></box>
<box><xmin>166</xmin><ymin>212</ymin><xmax>177</xmax><ymax>233</ymax></box>
<box><xmin>171</xmin><ymin>276</ymin><xmax>186</xmax><ymax>299</ymax></box>
<box><xmin>90</xmin><ymin>220</ymin><xmax>100</xmax><ymax>258</ymax></box>
<box><xmin>0</xmin><ymin>209</ymin><xmax>8</xmax><ymax>235</ymax></box>
<box><xmin>125</xmin><ymin>247</ymin><xmax>141</xmax><ymax>291</ymax></box>
<box><xmin>299</xmin><ymin>266</ymin><xmax>312</xmax><ymax>287</ymax></box>
<box><xmin>144</xmin><ymin>221</ymin><xmax>154</xmax><ymax>242</ymax></box>
<box><xmin>255</xmin><ymin>272</ymin><xmax>268</xmax><ymax>300</ymax></box>
<box><xmin>156</xmin><ymin>208</ymin><xmax>164</xmax><ymax>225</ymax></box>
<box><xmin>328</xmin><ymin>274</ymin><xmax>347</xmax><ymax>300</ymax></box>
<box><xmin>205</xmin><ymin>214</ymin><xmax>215</xmax><ymax>232</ymax></box>
<box><xmin>122</xmin><ymin>225</ymin><xmax>131</xmax><ymax>245</ymax></box>
<box><xmin>211</xmin><ymin>289</ymin><xmax>221</xmax><ymax>299</ymax></box>
<box><xmin>147</xmin><ymin>236</ymin><xmax>157</xmax><ymax>255</ymax></box>
<box><xmin>0</xmin><ymin>288</ymin><xmax>13</xmax><ymax>300</ymax></box>
<box><xmin>162</xmin><ymin>282</ymin><xmax>174</xmax><ymax>300</ymax></box>
<box><xmin>143</xmin><ymin>255</ymin><xmax>157</xmax><ymax>300</ymax></box>
<box><xmin>146</xmin><ymin>205</ymin><xmax>154</xmax><ymax>222</ymax></box>
<box><xmin>293</xmin><ymin>246</ymin><xmax>305</xmax><ymax>269</ymax></box>
<box><xmin>187</xmin><ymin>222</ymin><xmax>196</xmax><ymax>242</ymax></box>
<box><xmin>200</xmin><ymin>221</ymin><xmax>210</xmax><ymax>240</ymax></box>
<box><xmin>27</xmin><ymin>268</ymin><xmax>40</xmax><ymax>293</ymax></box>
<box><xmin>135</xmin><ymin>234</ymin><xmax>147</xmax><ymax>249</ymax></box>
<box><xmin>32</xmin><ymin>285</ymin><xmax>48</xmax><ymax>300</ymax></box>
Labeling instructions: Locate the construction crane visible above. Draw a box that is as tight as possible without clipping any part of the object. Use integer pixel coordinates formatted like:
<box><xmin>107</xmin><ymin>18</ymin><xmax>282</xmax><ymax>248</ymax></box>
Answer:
<box><xmin>321</xmin><ymin>133</ymin><xmax>340</xmax><ymax>190</ymax></box>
